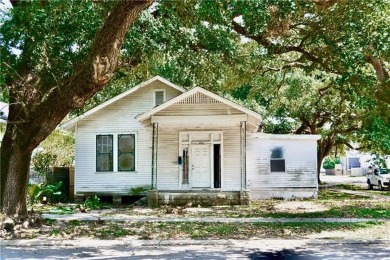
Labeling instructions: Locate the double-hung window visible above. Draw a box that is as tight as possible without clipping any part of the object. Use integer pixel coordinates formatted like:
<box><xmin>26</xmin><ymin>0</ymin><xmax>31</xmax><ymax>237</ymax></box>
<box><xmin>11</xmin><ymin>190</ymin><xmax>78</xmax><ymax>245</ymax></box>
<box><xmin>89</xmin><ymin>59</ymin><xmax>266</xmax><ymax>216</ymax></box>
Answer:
<box><xmin>118</xmin><ymin>134</ymin><xmax>136</xmax><ymax>171</ymax></box>
<box><xmin>154</xmin><ymin>90</ymin><xmax>165</xmax><ymax>106</ymax></box>
<box><xmin>270</xmin><ymin>147</ymin><xmax>286</xmax><ymax>172</ymax></box>
<box><xmin>96</xmin><ymin>134</ymin><xmax>136</xmax><ymax>172</ymax></box>
<box><xmin>96</xmin><ymin>135</ymin><xmax>113</xmax><ymax>172</ymax></box>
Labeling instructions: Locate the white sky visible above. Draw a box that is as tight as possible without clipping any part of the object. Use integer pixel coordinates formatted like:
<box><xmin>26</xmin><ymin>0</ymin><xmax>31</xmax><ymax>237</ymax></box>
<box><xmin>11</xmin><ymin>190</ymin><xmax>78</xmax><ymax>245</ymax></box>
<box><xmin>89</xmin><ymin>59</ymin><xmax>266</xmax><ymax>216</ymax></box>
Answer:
<box><xmin>0</xmin><ymin>0</ymin><xmax>11</xmax><ymax>11</ymax></box>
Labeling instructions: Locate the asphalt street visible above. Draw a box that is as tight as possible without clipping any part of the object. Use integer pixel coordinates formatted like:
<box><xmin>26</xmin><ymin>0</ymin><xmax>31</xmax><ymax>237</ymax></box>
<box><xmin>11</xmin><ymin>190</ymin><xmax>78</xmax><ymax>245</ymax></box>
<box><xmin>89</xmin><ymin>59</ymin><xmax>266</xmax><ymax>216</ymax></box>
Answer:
<box><xmin>2</xmin><ymin>239</ymin><xmax>390</xmax><ymax>259</ymax></box>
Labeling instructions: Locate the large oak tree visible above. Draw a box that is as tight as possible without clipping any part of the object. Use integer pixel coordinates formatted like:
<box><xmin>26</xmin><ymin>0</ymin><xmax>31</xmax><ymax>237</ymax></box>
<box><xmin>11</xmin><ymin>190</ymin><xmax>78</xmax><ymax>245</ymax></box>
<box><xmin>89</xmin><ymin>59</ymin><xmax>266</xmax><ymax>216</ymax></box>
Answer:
<box><xmin>1</xmin><ymin>0</ymin><xmax>153</xmax><ymax>219</ymax></box>
<box><xmin>151</xmin><ymin>0</ymin><xmax>390</xmax><ymax>182</ymax></box>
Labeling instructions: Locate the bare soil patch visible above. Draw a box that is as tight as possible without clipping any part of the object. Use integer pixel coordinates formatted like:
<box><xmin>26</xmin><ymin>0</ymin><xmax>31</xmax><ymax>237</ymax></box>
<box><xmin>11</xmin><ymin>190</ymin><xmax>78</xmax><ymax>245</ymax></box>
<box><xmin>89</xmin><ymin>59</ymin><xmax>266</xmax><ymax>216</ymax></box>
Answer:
<box><xmin>274</xmin><ymin>201</ymin><xmax>329</xmax><ymax>213</ymax></box>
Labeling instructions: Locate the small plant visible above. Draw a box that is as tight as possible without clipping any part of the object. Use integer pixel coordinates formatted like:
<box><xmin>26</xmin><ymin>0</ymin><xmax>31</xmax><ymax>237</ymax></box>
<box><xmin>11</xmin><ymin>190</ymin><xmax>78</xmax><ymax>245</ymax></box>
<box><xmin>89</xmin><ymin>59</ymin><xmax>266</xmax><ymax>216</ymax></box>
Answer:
<box><xmin>47</xmin><ymin>205</ymin><xmax>74</xmax><ymax>215</ymax></box>
<box><xmin>27</xmin><ymin>181</ymin><xmax>62</xmax><ymax>212</ymax></box>
<box><xmin>84</xmin><ymin>195</ymin><xmax>102</xmax><ymax>210</ymax></box>
<box><xmin>128</xmin><ymin>185</ymin><xmax>151</xmax><ymax>196</ymax></box>
<box><xmin>323</xmin><ymin>157</ymin><xmax>336</xmax><ymax>169</ymax></box>
<box><xmin>44</xmin><ymin>218</ymin><xmax>57</xmax><ymax>226</ymax></box>
<box><xmin>49</xmin><ymin>229</ymin><xmax>60</xmax><ymax>236</ymax></box>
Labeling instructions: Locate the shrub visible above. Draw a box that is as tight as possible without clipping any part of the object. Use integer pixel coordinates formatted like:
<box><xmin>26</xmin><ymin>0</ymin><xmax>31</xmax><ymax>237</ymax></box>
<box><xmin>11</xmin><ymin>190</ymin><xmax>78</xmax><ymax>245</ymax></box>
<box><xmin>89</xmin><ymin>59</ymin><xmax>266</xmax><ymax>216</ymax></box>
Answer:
<box><xmin>28</xmin><ymin>181</ymin><xmax>62</xmax><ymax>211</ymax></box>
<box><xmin>128</xmin><ymin>185</ymin><xmax>151</xmax><ymax>196</ymax></box>
<box><xmin>32</xmin><ymin>151</ymin><xmax>56</xmax><ymax>176</ymax></box>
<box><xmin>323</xmin><ymin>158</ymin><xmax>336</xmax><ymax>169</ymax></box>
<box><xmin>84</xmin><ymin>195</ymin><xmax>102</xmax><ymax>210</ymax></box>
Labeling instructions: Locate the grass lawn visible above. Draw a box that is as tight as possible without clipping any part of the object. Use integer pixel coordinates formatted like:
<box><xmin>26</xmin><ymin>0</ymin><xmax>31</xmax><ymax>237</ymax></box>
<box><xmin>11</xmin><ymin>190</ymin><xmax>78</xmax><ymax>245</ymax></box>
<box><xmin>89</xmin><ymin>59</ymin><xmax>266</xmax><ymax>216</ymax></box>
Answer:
<box><xmin>334</xmin><ymin>183</ymin><xmax>390</xmax><ymax>196</ymax></box>
<box><xmin>2</xmin><ymin>186</ymin><xmax>390</xmax><ymax>240</ymax></box>
<box><xmin>31</xmin><ymin>186</ymin><xmax>390</xmax><ymax>220</ymax></box>
<box><xmin>5</xmin><ymin>219</ymin><xmax>382</xmax><ymax>240</ymax></box>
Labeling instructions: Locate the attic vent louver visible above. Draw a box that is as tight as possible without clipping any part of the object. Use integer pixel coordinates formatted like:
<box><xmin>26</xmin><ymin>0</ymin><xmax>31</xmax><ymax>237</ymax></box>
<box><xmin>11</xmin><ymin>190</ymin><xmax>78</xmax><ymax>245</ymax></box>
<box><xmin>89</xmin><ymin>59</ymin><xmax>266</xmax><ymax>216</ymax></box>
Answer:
<box><xmin>177</xmin><ymin>92</ymin><xmax>221</xmax><ymax>104</ymax></box>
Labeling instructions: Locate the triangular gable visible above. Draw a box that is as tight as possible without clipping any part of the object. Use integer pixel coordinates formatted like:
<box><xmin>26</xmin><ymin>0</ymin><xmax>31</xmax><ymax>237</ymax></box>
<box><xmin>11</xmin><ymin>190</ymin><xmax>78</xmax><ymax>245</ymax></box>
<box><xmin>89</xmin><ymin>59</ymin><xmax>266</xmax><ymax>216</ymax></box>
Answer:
<box><xmin>60</xmin><ymin>76</ymin><xmax>186</xmax><ymax>130</ymax></box>
<box><xmin>137</xmin><ymin>87</ymin><xmax>262</xmax><ymax>122</ymax></box>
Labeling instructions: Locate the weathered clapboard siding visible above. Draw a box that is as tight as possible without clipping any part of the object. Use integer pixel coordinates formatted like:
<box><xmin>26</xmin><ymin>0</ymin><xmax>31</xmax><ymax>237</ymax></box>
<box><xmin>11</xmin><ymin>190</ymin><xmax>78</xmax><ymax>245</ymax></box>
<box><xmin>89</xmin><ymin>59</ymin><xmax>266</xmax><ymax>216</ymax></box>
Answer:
<box><xmin>68</xmin><ymin>75</ymin><xmax>320</xmax><ymax>201</ymax></box>
<box><xmin>74</xmin><ymin>81</ymin><xmax>182</xmax><ymax>194</ymax></box>
<box><xmin>155</xmin><ymin>127</ymin><xmax>180</xmax><ymax>190</ymax></box>
<box><xmin>246</xmin><ymin>134</ymin><xmax>318</xmax><ymax>199</ymax></box>
<box><xmin>222</xmin><ymin>127</ymin><xmax>242</xmax><ymax>190</ymax></box>
<box><xmin>154</xmin><ymin>125</ymin><xmax>243</xmax><ymax>191</ymax></box>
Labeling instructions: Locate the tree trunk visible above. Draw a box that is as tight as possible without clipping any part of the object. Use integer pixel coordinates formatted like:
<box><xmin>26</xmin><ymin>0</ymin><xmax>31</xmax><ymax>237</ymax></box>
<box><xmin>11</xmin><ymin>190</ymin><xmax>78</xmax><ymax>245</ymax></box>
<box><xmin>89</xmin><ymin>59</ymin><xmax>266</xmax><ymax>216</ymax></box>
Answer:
<box><xmin>317</xmin><ymin>150</ymin><xmax>325</xmax><ymax>184</ymax></box>
<box><xmin>1</xmin><ymin>0</ymin><xmax>153</xmax><ymax>218</ymax></box>
<box><xmin>317</xmin><ymin>137</ymin><xmax>335</xmax><ymax>184</ymax></box>
<box><xmin>1</xmin><ymin>144</ymin><xmax>32</xmax><ymax>218</ymax></box>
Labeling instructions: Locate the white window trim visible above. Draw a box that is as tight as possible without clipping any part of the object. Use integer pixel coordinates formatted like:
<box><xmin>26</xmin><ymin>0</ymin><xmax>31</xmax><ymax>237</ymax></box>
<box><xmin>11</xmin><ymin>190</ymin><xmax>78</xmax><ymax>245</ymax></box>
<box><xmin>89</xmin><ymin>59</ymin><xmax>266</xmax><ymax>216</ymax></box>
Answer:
<box><xmin>270</xmin><ymin>147</ymin><xmax>286</xmax><ymax>173</ymax></box>
<box><xmin>96</xmin><ymin>134</ymin><xmax>114</xmax><ymax>172</ymax></box>
<box><xmin>154</xmin><ymin>89</ymin><xmax>166</xmax><ymax>107</ymax></box>
<box><xmin>95</xmin><ymin>133</ymin><xmax>138</xmax><ymax>173</ymax></box>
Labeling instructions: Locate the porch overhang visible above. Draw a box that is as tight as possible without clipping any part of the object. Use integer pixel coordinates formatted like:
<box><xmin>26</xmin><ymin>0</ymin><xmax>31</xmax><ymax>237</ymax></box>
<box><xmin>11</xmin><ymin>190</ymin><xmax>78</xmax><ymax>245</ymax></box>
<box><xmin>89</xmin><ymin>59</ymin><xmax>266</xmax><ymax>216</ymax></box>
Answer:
<box><xmin>136</xmin><ymin>86</ymin><xmax>262</xmax><ymax>133</ymax></box>
<box><xmin>149</xmin><ymin>114</ymin><xmax>259</xmax><ymax>132</ymax></box>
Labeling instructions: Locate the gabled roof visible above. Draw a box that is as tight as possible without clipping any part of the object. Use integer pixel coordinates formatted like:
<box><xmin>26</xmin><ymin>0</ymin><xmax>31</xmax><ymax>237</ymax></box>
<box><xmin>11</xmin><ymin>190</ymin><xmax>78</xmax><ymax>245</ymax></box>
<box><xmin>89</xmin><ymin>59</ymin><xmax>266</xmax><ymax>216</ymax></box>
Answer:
<box><xmin>137</xmin><ymin>86</ymin><xmax>262</xmax><ymax>122</ymax></box>
<box><xmin>61</xmin><ymin>76</ymin><xmax>186</xmax><ymax>130</ymax></box>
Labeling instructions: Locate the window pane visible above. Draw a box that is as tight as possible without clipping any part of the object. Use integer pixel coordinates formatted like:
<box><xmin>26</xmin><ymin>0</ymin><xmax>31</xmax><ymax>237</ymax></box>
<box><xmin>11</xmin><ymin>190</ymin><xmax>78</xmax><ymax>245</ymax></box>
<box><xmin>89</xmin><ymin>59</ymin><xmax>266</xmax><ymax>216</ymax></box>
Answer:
<box><xmin>119</xmin><ymin>135</ymin><xmax>134</xmax><ymax>153</ymax></box>
<box><xmin>97</xmin><ymin>154</ymin><xmax>112</xmax><ymax>171</ymax></box>
<box><xmin>118</xmin><ymin>134</ymin><xmax>136</xmax><ymax>171</ymax></box>
<box><xmin>271</xmin><ymin>159</ymin><xmax>285</xmax><ymax>172</ymax></box>
<box><xmin>118</xmin><ymin>154</ymin><xmax>135</xmax><ymax>171</ymax></box>
<box><xmin>271</xmin><ymin>147</ymin><xmax>284</xmax><ymax>159</ymax></box>
<box><xmin>155</xmin><ymin>91</ymin><xmax>164</xmax><ymax>106</ymax></box>
<box><xmin>96</xmin><ymin>135</ymin><xmax>113</xmax><ymax>172</ymax></box>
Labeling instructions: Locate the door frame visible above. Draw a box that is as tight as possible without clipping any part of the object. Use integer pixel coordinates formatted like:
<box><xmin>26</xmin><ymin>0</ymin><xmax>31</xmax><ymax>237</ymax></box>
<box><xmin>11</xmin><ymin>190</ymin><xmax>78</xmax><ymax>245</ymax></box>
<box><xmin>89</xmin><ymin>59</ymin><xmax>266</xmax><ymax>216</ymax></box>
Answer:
<box><xmin>178</xmin><ymin>131</ymin><xmax>223</xmax><ymax>190</ymax></box>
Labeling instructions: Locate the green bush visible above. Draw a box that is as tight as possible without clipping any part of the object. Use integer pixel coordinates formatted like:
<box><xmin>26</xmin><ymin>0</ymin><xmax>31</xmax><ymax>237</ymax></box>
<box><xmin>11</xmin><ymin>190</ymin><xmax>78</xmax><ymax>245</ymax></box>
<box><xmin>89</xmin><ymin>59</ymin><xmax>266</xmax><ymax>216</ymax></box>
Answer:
<box><xmin>323</xmin><ymin>157</ymin><xmax>336</xmax><ymax>169</ymax></box>
<box><xmin>28</xmin><ymin>181</ymin><xmax>62</xmax><ymax>211</ymax></box>
<box><xmin>32</xmin><ymin>151</ymin><xmax>56</xmax><ymax>176</ymax></box>
<box><xmin>128</xmin><ymin>185</ymin><xmax>151</xmax><ymax>195</ymax></box>
<box><xmin>334</xmin><ymin>157</ymin><xmax>342</xmax><ymax>164</ymax></box>
<box><xmin>84</xmin><ymin>195</ymin><xmax>102</xmax><ymax>210</ymax></box>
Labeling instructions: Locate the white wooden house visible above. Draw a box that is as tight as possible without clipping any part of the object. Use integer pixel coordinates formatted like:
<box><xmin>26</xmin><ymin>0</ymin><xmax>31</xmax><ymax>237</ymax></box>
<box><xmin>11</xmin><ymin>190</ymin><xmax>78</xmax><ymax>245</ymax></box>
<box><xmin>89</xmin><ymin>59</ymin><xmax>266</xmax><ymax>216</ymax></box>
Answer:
<box><xmin>61</xmin><ymin>76</ymin><xmax>320</xmax><ymax>205</ymax></box>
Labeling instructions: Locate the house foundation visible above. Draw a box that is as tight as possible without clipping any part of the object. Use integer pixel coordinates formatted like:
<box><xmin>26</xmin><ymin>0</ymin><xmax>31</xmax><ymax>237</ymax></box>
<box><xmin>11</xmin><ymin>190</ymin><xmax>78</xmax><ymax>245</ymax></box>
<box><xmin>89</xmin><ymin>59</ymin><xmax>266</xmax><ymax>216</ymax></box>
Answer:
<box><xmin>147</xmin><ymin>190</ymin><xmax>244</xmax><ymax>207</ymax></box>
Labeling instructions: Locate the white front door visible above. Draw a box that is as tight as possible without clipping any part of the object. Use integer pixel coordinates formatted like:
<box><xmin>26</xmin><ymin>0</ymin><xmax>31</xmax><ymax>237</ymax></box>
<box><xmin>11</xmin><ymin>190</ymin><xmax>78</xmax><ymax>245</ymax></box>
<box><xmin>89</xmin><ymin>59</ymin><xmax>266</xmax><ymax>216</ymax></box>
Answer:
<box><xmin>191</xmin><ymin>144</ymin><xmax>211</xmax><ymax>188</ymax></box>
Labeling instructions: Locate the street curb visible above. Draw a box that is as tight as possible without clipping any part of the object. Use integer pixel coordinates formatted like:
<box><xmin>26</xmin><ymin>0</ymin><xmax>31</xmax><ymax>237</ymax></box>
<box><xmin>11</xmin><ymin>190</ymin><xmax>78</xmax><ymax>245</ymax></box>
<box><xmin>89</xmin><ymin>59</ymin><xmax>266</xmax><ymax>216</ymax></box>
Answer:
<box><xmin>2</xmin><ymin>238</ymin><xmax>389</xmax><ymax>248</ymax></box>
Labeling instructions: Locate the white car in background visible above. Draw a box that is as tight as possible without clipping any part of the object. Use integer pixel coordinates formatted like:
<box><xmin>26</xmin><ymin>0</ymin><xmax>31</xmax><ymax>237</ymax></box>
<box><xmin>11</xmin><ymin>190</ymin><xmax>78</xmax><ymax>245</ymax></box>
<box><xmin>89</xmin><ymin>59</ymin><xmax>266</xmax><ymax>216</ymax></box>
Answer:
<box><xmin>367</xmin><ymin>168</ymin><xmax>390</xmax><ymax>191</ymax></box>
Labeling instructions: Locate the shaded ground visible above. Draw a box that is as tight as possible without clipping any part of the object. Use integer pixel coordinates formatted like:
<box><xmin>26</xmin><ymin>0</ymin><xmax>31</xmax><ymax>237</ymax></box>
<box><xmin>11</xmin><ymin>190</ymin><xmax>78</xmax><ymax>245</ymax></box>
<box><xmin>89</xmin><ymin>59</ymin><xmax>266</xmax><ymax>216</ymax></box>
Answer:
<box><xmin>1</xmin><ymin>178</ymin><xmax>390</xmax><ymax>241</ymax></box>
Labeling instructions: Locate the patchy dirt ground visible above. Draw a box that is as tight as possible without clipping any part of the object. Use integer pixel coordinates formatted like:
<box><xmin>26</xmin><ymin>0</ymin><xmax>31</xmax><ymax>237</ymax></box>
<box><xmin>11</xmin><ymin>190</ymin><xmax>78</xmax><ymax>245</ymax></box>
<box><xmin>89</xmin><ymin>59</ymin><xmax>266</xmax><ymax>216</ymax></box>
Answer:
<box><xmin>273</xmin><ymin>201</ymin><xmax>329</xmax><ymax>213</ymax></box>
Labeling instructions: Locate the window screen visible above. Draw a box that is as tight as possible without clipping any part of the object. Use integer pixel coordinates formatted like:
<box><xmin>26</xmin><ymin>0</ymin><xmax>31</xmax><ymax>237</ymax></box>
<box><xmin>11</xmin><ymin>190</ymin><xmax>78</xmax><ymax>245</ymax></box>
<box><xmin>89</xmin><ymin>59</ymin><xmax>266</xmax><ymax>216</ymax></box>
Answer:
<box><xmin>270</xmin><ymin>147</ymin><xmax>286</xmax><ymax>172</ymax></box>
<box><xmin>118</xmin><ymin>134</ymin><xmax>136</xmax><ymax>171</ymax></box>
<box><xmin>155</xmin><ymin>91</ymin><xmax>165</xmax><ymax>106</ymax></box>
<box><xmin>96</xmin><ymin>135</ymin><xmax>113</xmax><ymax>171</ymax></box>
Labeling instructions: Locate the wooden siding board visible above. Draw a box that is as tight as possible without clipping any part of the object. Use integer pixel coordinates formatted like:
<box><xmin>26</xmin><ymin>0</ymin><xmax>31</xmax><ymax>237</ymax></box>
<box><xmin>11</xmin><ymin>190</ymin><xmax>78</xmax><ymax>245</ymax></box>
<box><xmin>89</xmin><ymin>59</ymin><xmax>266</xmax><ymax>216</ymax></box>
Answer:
<box><xmin>246</xmin><ymin>135</ymin><xmax>318</xmax><ymax>191</ymax></box>
<box><xmin>222</xmin><ymin>128</ymin><xmax>241</xmax><ymax>190</ymax></box>
<box><xmin>153</xmin><ymin>125</ymin><xmax>243</xmax><ymax>191</ymax></box>
<box><xmin>74</xmin><ymin>82</ymin><xmax>182</xmax><ymax>194</ymax></box>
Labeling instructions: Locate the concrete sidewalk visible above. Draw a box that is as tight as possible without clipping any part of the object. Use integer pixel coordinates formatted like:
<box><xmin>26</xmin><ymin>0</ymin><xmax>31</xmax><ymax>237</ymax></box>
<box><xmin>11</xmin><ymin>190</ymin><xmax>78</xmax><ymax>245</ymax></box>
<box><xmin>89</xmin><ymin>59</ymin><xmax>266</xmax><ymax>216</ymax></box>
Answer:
<box><xmin>41</xmin><ymin>212</ymin><xmax>390</xmax><ymax>223</ymax></box>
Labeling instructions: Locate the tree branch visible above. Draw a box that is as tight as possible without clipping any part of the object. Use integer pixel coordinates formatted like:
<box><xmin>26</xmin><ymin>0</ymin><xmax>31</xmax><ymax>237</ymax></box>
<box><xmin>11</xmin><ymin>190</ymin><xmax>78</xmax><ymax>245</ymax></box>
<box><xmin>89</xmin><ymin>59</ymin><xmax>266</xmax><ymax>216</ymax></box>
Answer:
<box><xmin>23</xmin><ymin>0</ymin><xmax>153</xmax><ymax>149</ymax></box>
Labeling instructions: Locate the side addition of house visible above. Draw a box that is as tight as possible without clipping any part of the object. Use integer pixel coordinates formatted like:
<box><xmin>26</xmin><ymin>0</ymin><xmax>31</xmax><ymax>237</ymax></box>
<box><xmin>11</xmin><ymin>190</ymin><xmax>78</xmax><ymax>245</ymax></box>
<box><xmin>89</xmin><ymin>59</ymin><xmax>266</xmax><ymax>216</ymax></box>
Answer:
<box><xmin>61</xmin><ymin>76</ymin><xmax>320</xmax><ymax>206</ymax></box>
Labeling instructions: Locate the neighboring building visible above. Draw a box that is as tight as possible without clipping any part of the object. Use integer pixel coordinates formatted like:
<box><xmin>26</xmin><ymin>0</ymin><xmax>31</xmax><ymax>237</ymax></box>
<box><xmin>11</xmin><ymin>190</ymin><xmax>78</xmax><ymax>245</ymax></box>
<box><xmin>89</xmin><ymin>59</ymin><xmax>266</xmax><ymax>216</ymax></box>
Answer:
<box><xmin>61</xmin><ymin>76</ymin><xmax>320</xmax><ymax>205</ymax></box>
<box><xmin>0</xmin><ymin>101</ymin><xmax>8</xmax><ymax>146</ymax></box>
